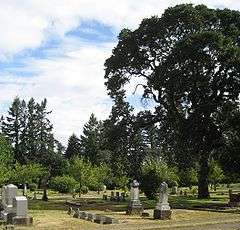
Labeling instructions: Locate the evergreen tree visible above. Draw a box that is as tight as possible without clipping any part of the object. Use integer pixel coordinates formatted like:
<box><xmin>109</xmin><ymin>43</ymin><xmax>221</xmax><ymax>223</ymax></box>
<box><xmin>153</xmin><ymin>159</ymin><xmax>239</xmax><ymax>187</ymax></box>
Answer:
<box><xmin>103</xmin><ymin>94</ymin><xmax>146</xmax><ymax>180</ymax></box>
<box><xmin>1</xmin><ymin>97</ymin><xmax>26</xmax><ymax>163</ymax></box>
<box><xmin>35</xmin><ymin>98</ymin><xmax>54</xmax><ymax>162</ymax></box>
<box><xmin>80</xmin><ymin>113</ymin><xmax>102</xmax><ymax>165</ymax></box>
<box><xmin>65</xmin><ymin>133</ymin><xmax>81</xmax><ymax>159</ymax></box>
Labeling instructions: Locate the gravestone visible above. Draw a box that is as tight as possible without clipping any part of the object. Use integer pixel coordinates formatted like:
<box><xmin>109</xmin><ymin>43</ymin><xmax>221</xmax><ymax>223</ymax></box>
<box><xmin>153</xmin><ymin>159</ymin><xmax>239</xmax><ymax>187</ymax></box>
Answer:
<box><xmin>126</xmin><ymin>180</ymin><xmax>143</xmax><ymax>215</ymax></box>
<box><xmin>110</xmin><ymin>191</ymin><xmax>115</xmax><ymax>201</ymax></box>
<box><xmin>171</xmin><ymin>186</ymin><xmax>178</xmax><ymax>195</ymax></box>
<box><xmin>1</xmin><ymin>184</ymin><xmax>18</xmax><ymax>222</ymax></box>
<box><xmin>154</xmin><ymin>182</ymin><xmax>172</xmax><ymax>220</ymax></box>
<box><xmin>102</xmin><ymin>185</ymin><xmax>107</xmax><ymax>193</ymax></box>
<box><xmin>120</xmin><ymin>192</ymin><xmax>126</xmax><ymax>202</ymax></box>
<box><xmin>116</xmin><ymin>192</ymin><xmax>120</xmax><ymax>201</ymax></box>
<box><xmin>11</xmin><ymin>196</ymin><xmax>33</xmax><ymax>225</ymax></box>
<box><xmin>1</xmin><ymin>184</ymin><xmax>33</xmax><ymax>225</ymax></box>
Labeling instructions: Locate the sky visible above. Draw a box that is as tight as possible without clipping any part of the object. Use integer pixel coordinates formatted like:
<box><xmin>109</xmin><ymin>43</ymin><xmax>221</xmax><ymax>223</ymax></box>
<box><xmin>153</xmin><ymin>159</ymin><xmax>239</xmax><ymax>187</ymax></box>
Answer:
<box><xmin>0</xmin><ymin>0</ymin><xmax>240</xmax><ymax>145</ymax></box>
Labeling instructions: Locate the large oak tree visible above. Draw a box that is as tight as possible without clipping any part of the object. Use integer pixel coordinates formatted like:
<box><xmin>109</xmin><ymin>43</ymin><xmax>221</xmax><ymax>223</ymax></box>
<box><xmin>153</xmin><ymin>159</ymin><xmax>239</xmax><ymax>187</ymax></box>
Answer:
<box><xmin>104</xmin><ymin>4</ymin><xmax>240</xmax><ymax>198</ymax></box>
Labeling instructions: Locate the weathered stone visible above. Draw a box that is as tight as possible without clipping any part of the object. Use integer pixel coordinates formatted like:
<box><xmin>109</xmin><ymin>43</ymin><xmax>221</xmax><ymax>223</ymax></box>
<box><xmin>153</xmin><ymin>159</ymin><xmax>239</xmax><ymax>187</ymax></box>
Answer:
<box><xmin>13</xmin><ymin>196</ymin><xmax>28</xmax><ymax>217</ymax></box>
<box><xmin>110</xmin><ymin>191</ymin><xmax>115</xmax><ymax>201</ymax></box>
<box><xmin>153</xmin><ymin>209</ymin><xmax>172</xmax><ymax>220</ymax></box>
<box><xmin>126</xmin><ymin>180</ymin><xmax>143</xmax><ymax>215</ymax></box>
<box><xmin>67</xmin><ymin>207</ymin><xmax>74</xmax><ymax>215</ymax></box>
<box><xmin>141</xmin><ymin>212</ymin><xmax>150</xmax><ymax>217</ymax></box>
<box><xmin>154</xmin><ymin>182</ymin><xmax>172</xmax><ymax>220</ymax></box>
<box><xmin>87</xmin><ymin>213</ymin><xmax>96</xmax><ymax>222</ymax></box>
<box><xmin>94</xmin><ymin>215</ymin><xmax>106</xmax><ymax>224</ymax></box>
<box><xmin>79</xmin><ymin>211</ymin><xmax>88</xmax><ymax>220</ymax></box>
<box><xmin>73</xmin><ymin>209</ymin><xmax>80</xmax><ymax>218</ymax></box>
<box><xmin>120</xmin><ymin>192</ymin><xmax>126</xmax><ymax>202</ymax></box>
<box><xmin>171</xmin><ymin>186</ymin><xmax>178</xmax><ymax>195</ymax></box>
<box><xmin>11</xmin><ymin>216</ymin><xmax>33</xmax><ymax>225</ymax></box>
<box><xmin>104</xmin><ymin>216</ymin><xmax>119</xmax><ymax>224</ymax></box>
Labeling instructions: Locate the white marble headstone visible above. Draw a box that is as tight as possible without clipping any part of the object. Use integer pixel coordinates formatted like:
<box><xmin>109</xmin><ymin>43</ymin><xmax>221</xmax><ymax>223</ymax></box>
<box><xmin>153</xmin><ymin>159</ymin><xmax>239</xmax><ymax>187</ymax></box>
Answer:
<box><xmin>6</xmin><ymin>184</ymin><xmax>18</xmax><ymax>207</ymax></box>
<box><xmin>13</xmin><ymin>196</ymin><xmax>28</xmax><ymax>217</ymax></box>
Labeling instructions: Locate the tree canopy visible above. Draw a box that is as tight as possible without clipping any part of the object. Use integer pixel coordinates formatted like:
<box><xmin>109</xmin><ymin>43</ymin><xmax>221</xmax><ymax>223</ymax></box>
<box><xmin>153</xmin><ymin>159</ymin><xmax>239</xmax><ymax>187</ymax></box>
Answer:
<box><xmin>104</xmin><ymin>4</ymin><xmax>240</xmax><ymax>198</ymax></box>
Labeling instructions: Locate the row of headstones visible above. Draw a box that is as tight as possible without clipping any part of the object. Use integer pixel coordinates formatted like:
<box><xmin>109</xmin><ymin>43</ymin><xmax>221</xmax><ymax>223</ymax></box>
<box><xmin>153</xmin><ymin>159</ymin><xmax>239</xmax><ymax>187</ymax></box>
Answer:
<box><xmin>103</xmin><ymin>191</ymin><xmax>126</xmax><ymax>202</ymax></box>
<box><xmin>0</xmin><ymin>184</ymin><xmax>33</xmax><ymax>225</ymax></box>
<box><xmin>68</xmin><ymin>207</ymin><xmax>119</xmax><ymax>224</ymax></box>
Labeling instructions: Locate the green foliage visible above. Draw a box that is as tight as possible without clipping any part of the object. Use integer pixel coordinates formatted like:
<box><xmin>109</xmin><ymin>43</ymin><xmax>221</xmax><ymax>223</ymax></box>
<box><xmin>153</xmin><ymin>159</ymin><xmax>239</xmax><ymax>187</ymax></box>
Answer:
<box><xmin>0</xmin><ymin>135</ymin><xmax>14</xmax><ymax>186</ymax></box>
<box><xmin>80</xmin><ymin>113</ymin><xmax>103</xmax><ymax>165</ymax></box>
<box><xmin>1</xmin><ymin>97</ymin><xmax>55</xmax><ymax>165</ymax></box>
<box><xmin>29</xmin><ymin>183</ymin><xmax>37</xmax><ymax>191</ymax></box>
<box><xmin>12</xmin><ymin>163</ymin><xmax>46</xmax><ymax>184</ymax></box>
<box><xmin>208</xmin><ymin>159</ymin><xmax>225</xmax><ymax>190</ymax></box>
<box><xmin>141</xmin><ymin>158</ymin><xmax>178</xmax><ymax>199</ymax></box>
<box><xmin>1</xmin><ymin>97</ymin><xmax>26</xmax><ymax>163</ymax></box>
<box><xmin>50</xmin><ymin>175</ymin><xmax>77</xmax><ymax>193</ymax></box>
<box><xmin>113</xmin><ymin>174</ymin><xmax>129</xmax><ymax>190</ymax></box>
<box><xmin>179</xmin><ymin>167</ymin><xmax>198</xmax><ymax>188</ymax></box>
<box><xmin>65</xmin><ymin>133</ymin><xmax>81</xmax><ymax>159</ymax></box>
<box><xmin>80</xmin><ymin>185</ymin><xmax>89</xmax><ymax>194</ymax></box>
<box><xmin>69</xmin><ymin>156</ymin><xmax>92</xmax><ymax>195</ymax></box>
<box><xmin>89</xmin><ymin>164</ymin><xmax>111</xmax><ymax>191</ymax></box>
<box><xmin>0</xmin><ymin>134</ymin><xmax>13</xmax><ymax>165</ymax></box>
<box><xmin>103</xmin><ymin>95</ymin><xmax>147</xmax><ymax>180</ymax></box>
<box><xmin>104</xmin><ymin>4</ymin><xmax>240</xmax><ymax>198</ymax></box>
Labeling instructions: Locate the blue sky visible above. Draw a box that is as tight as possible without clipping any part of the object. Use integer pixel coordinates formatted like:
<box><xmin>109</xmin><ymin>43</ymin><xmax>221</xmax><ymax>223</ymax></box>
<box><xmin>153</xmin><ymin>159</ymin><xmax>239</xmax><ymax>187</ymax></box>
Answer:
<box><xmin>0</xmin><ymin>0</ymin><xmax>239</xmax><ymax>144</ymax></box>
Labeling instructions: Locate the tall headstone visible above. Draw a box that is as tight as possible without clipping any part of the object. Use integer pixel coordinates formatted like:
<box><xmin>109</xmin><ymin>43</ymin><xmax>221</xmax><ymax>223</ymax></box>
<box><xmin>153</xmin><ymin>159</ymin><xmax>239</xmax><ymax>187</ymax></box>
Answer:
<box><xmin>126</xmin><ymin>180</ymin><xmax>143</xmax><ymax>215</ymax></box>
<box><xmin>154</xmin><ymin>182</ymin><xmax>172</xmax><ymax>220</ymax></box>
<box><xmin>1</xmin><ymin>184</ymin><xmax>18</xmax><ymax>221</ymax></box>
<box><xmin>1</xmin><ymin>185</ymin><xmax>33</xmax><ymax>225</ymax></box>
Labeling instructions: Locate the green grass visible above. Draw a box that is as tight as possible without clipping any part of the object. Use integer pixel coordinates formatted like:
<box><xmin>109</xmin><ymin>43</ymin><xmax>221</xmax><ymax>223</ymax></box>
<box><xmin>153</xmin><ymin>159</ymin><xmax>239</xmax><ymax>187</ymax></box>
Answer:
<box><xmin>5</xmin><ymin>184</ymin><xmax>240</xmax><ymax>229</ymax></box>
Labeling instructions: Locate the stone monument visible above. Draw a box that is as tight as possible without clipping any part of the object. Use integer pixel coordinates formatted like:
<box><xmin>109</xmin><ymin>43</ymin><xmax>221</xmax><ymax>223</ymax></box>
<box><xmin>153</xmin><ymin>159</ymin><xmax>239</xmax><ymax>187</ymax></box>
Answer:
<box><xmin>126</xmin><ymin>180</ymin><xmax>143</xmax><ymax>215</ymax></box>
<box><xmin>154</xmin><ymin>182</ymin><xmax>172</xmax><ymax>220</ymax></box>
<box><xmin>1</xmin><ymin>184</ymin><xmax>18</xmax><ymax>222</ymax></box>
<box><xmin>0</xmin><ymin>184</ymin><xmax>33</xmax><ymax>225</ymax></box>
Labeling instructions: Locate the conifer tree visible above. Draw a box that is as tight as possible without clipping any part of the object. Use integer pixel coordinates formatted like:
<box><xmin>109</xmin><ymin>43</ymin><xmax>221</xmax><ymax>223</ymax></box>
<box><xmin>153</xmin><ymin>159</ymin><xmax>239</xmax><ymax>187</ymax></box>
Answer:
<box><xmin>65</xmin><ymin>133</ymin><xmax>81</xmax><ymax>159</ymax></box>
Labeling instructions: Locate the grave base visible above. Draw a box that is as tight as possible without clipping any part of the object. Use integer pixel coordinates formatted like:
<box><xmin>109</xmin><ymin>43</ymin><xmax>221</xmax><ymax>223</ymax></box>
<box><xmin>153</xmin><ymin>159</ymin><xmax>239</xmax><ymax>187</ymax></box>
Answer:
<box><xmin>11</xmin><ymin>216</ymin><xmax>33</xmax><ymax>225</ymax></box>
<box><xmin>126</xmin><ymin>204</ymin><xmax>143</xmax><ymax>215</ymax></box>
<box><xmin>153</xmin><ymin>209</ymin><xmax>171</xmax><ymax>220</ymax></box>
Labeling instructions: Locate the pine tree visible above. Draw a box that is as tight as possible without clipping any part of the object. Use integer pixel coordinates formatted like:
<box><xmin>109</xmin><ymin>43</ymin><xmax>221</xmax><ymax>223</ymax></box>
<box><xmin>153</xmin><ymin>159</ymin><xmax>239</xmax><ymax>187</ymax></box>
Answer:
<box><xmin>1</xmin><ymin>97</ymin><xmax>26</xmax><ymax>163</ymax></box>
<box><xmin>80</xmin><ymin>113</ymin><xmax>102</xmax><ymax>165</ymax></box>
<box><xmin>65</xmin><ymin>133</ymin><xmax>81</xmax><ymax>159</ymax></box>
<box><xmin>35</xmin><ymin>99</ymin><xmax>54</xmax><ymax>163</ymax></box>
<box><xmin>103</xmin><ymin>94</ymin><xmax>146</xmax><ymax>179</ymax></box>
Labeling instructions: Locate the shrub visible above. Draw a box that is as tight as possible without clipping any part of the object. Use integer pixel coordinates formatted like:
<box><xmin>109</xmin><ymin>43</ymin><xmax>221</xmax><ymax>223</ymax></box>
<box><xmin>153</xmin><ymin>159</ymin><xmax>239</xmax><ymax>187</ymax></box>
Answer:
<box><xmin>81</xmin><ymin>185</ymin><xmax>89</xmax><ymax>194</ymax></box>
<box><xmin>179</xmin><ymin>167</ymin><xmax>198</xmax><ymax>188</ymax></box>
<box><xmin>75</xmin><ymin>185</ymin><xmax>89</xmax><ymax>194</ymax></box>
<box><xmin>29</xmin><ymin>183</ymin><xmax>37</xmax><ymax>191</ymax></box>
<box><xmin>141</xmin><ymin>157</ymin><xmax>178</xmax><ymax>199</ymax></box>
<box><xmin>50</xmin><ymin>175</ymin><xmax>77</xmax><ymax>193</ymax></box>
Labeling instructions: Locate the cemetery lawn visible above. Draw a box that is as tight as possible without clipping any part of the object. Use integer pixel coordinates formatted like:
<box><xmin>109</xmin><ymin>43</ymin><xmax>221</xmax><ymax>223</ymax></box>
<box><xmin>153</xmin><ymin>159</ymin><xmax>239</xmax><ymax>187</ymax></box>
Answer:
<box><xmin>14</xmin><ymin>186</ymin><xmax>240</xmax><ymax>230</ymax></box>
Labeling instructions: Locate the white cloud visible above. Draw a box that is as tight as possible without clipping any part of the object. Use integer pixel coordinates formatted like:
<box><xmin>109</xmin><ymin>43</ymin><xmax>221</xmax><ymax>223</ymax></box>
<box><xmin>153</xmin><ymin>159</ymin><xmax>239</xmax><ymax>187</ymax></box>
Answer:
<box><xmin>0</xmin><ymin>42</ymin><xmax>114</xmax><ymax>144</ymax></box>
<box><xmin>1</xmin><ymin>0</ymin><xmax>240</xmax><ymax>144</ymax></box>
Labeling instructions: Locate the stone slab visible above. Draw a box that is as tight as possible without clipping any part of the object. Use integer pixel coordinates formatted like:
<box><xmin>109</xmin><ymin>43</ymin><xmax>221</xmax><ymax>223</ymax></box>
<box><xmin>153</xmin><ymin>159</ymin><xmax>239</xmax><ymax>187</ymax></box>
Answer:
<box><xmin>126</xmin><ymin>204</ymin><xmax>143</xmax><ymax>215</ymax></box>
<box><xmin>11</xmin><ymin>216</ymin><xmax>33</xmax><ymax>225</ymax></box>
<box><xmin>153</xmin><ymin>209</ymin><xmax>172</xmax><ymax>220</ymax></box>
